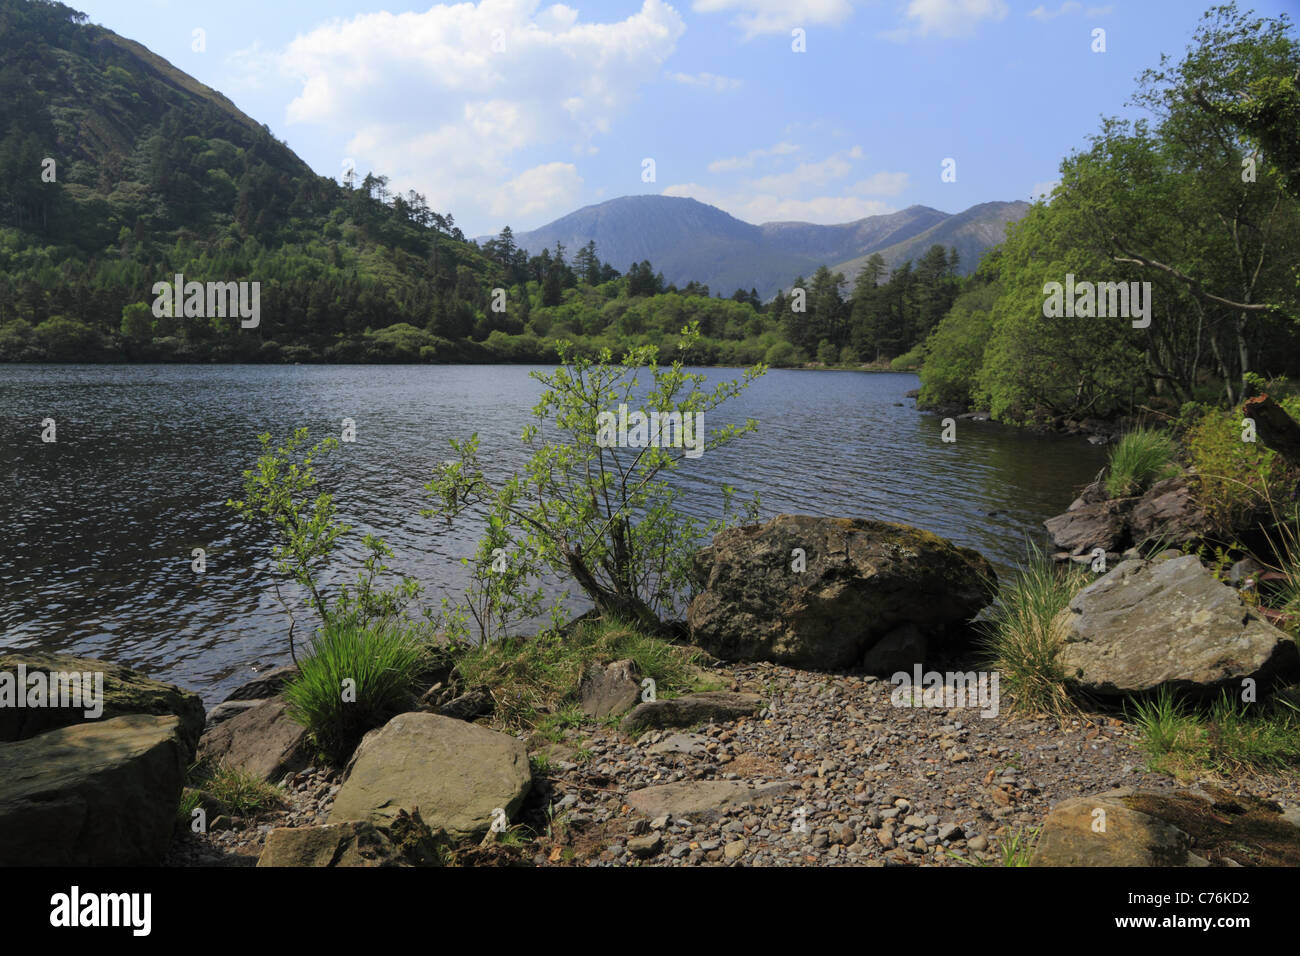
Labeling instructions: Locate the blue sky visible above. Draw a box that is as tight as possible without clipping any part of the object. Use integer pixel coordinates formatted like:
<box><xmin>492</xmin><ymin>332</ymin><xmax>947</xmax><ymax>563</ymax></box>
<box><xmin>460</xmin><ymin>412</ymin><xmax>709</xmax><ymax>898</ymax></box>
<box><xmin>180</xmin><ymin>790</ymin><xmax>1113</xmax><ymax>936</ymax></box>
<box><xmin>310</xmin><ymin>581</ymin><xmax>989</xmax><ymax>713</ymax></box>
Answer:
<box><xmin>68</xmin><ymin>0</ymin><xmax>1298</xmax><ymax>236</ymax></box>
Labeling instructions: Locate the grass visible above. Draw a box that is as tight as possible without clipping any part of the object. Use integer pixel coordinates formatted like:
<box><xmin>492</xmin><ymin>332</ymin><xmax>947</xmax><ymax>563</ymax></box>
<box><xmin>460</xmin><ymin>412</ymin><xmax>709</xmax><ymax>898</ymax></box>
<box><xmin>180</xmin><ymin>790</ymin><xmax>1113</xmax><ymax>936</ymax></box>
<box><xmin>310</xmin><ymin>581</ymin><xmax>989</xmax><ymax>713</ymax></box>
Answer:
<box><xmin>452</xmin><ymin>615</ymin><xmax>708</xmax><ymax>737</ymax></box>
<box><xmin>1105</xmin><ymin>427</ymin><xmax>1179</xmax><ymax>498</ymax></box>
<box><xmin>996</xmin><ymin>826</ymin><xmax>1040</xmax><ymax>867</ymax></box>
<box><xmin>1130</xmin><ymin>686</ymin><xmax>1300</xmax><ymax>779</ymax></box>
<box><xmin>282</xmin><ymin>621</ymin><xmax>427</xmax><ymax>765</ymax></box>
<box><xmin>189</xmin><ymin>762</ymin><xmax>285</xmax><ymax>817</ymax></box>
<box><xmin>980</xmin><ymin>544</ymin><xmax>1088</xmax><ymax>718</ymax></box>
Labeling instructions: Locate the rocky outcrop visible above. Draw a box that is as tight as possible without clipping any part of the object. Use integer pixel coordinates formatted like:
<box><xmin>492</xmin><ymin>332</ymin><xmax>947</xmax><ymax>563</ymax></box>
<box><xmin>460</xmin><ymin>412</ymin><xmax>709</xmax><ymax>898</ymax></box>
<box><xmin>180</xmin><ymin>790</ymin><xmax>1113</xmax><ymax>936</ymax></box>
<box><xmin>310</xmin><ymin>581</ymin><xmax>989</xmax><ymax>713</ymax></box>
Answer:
<box><xmin>258</xmin><ymin>810</ymin><xmax>447</xmax><ymax>867</ymax></box>
<box><xmin>329</xmin><ymin>712</ymin><xmax>530</xmax><ymax>840</ymax></box>
<box><xmin>621</xmin><ymin>691</ymin><xmax>763</xmax><ymax>733</ymax></box>
<box><xmin>1054</xmin><ymin>555</ymin><xmax>1299</xmax><ymax>696</ymax></box>
<box><xmin>0</xmin><ymin>651</ymin><xmax>205</xmax><ymax>759</ymax></box>
<box><xmin>1045</xmin><ymin>475</ymin><xmax>1209</xmax><ymax>559</ymax></box>
<box><xmin>1128</xmin><ymin>476</ymin><xmax>1211</xmax><ymax>548</ymax></box>
<box><xmin>0</xmin><ymin>714</ymin><xmax>187</xmax><ymax>865</ymax></box>
<box><xmin>579</xmin><ymin>659</ymin><xmax>643</xmax><ymax>719</ymax></box>
<box><xmin>196</xmin><ymin>698</ymin><xmax>312</xmax><ymax>782</ymax></box>
<box><xmin>1030</xmin><ymin>787</ymin><xmax>1300</xmax><ymax>866</ymax></box>
<box><xmin>686</xmin><ymin>515</ymin><xmax>996</xmax><ymax>669</ymax></box>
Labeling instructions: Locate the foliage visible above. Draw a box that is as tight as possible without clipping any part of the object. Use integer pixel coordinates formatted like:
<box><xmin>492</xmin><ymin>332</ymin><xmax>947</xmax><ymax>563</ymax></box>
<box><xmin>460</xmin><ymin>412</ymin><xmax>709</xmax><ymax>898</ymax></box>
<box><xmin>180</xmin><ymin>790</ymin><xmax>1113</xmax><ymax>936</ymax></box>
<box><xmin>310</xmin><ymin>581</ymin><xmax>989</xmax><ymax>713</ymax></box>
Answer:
<box><xmin>980</xmin><ymin>544</ymin><xmax>1089</xmax><ymax>718</ymax></box>
<box><xmin>425</xmin><ymin>323</ymin><xmax>763</xmax><ymax>639</ymax></box>
<box><xmin>1105</xmin><ymin>428</ymin><xmax>1179</xmax><ymax>497</ymax></box>
<box><xmin>1182</xmin><ymin>403</ymin><xmax>1299</xmax><ymax>529</ymax></box>
<box><xmin>281</xmin><ymin>622</ymin><xmax>427</xmax><ymax>765</ymax></box>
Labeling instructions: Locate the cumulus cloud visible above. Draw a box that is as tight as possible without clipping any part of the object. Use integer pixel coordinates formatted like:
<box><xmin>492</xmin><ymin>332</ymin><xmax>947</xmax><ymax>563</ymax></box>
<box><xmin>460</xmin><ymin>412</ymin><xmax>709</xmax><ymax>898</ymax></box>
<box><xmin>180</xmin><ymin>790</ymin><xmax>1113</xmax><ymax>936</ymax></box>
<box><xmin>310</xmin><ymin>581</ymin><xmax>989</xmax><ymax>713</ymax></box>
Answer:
<box><xmin>691</xmin><ymin>0</ymin><xmax>855</xmax><ymax>39</ymax></box>
<box><xmin>278</xmin><ymin>0</ymin><xmax>684</xmax><ymax>229</ymax></box>
<box><xmin>668</xmin><ymin>143</ymin><xmax>902</xmax><ymax>224</ymax></box>
<box><xmin>667</xmin><ymin>71</ymin><xmax>743</xmax><ymax>92</ymax></box>
<box><xmin>904</xmin><ymin>0</ymin><xmax>1009</xmax><ymax>37</ymax></box>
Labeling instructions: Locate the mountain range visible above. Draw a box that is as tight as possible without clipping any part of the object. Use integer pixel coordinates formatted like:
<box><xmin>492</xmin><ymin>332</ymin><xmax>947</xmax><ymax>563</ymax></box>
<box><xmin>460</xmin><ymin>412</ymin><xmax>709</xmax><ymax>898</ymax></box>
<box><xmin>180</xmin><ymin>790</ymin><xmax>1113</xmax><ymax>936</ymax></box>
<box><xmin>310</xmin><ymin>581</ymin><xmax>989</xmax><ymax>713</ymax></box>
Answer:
<box><xmin>498</xmin><ymin>195</ymin><xmax>1030</xmax><ymax>299</ymax></box>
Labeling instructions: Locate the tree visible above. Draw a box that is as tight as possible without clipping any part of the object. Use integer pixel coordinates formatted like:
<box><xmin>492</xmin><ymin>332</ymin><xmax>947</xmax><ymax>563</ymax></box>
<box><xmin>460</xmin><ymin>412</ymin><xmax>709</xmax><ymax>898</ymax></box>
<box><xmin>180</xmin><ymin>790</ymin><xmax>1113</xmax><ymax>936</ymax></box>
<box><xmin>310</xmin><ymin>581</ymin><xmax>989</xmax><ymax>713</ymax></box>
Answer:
<box><xmin>425</xmin><ymin>324</ymin><xmax>765</xmax><ymax>638</ymax></box>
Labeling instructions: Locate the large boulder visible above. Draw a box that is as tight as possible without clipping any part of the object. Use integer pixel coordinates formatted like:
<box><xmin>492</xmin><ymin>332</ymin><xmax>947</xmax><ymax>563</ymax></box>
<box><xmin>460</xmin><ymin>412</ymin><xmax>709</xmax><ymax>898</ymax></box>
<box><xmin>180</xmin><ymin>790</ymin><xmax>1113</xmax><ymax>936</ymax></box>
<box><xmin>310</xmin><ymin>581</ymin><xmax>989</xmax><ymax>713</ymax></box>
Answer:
<box><xmin>196</xmin><ymin>698</ymin><xmax>313</xmax><ymax>782</ymax></box>
<box><xmin>1055</xmin><ymin>555</ymin><xmax>1299</xmax><ymax>696</ymax></box>
<box><xmin>0</xmin><ymin>651</ymin><xmax>205</xmax><ymax>759</ymax></box>
<box><xmin>621</xmin><ymin>691</ymin><xmax>762</xmax><ymax>733</ymax></box>
<box><xmin>329</xmin><ymin>712</ymin><xmax>530</xmax><ymax>841</ymax></box>
<box><xmin>258</xmin><ymin>810</ymin><xmax>447</xmax><ymax>867</ymax></box>
<box><xmin>1128</xmin><ymin>476</ymin><xmax>1211</xmax><ymax>548</ymax></box>
<box><xmin>0</xmin><ymin>714</ymin><xmax>187</xmax><ymax>865</ymax></box>
<box><xmin>686</xmin><ymin>515</ymin><xmax>996</xmax><ymax>669</ymax></box>
<box><xmin>1030</xmin><ymin>787</ymin><xmax>1300</xmax><ymax>867</ymax></box>
<box><xmin>1044</xmin><ymin>498</ymin><xmax>1136</xmax><ymax>556</ymax></box>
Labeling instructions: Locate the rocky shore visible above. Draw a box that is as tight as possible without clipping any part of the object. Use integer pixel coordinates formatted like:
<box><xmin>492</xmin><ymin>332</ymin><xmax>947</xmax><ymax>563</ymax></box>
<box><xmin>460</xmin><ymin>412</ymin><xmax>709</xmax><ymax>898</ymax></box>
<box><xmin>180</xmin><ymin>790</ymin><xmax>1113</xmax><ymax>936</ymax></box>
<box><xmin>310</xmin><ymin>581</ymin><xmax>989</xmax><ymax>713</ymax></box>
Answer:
<box><xmin>4</xmin><ymin>510</ymin><xmax>1299</xmax><ymax>868</ymax></box>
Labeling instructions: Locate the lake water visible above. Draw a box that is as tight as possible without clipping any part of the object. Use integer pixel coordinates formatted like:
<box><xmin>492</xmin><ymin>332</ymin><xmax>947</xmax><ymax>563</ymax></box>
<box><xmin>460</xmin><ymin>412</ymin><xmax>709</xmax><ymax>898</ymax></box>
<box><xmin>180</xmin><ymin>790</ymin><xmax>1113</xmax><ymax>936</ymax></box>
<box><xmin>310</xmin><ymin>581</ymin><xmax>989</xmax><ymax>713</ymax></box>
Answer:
<box><xmin>0</xmin><ymin>364</ymin><xmax>1106</xmax><ymax>705</ymax></box>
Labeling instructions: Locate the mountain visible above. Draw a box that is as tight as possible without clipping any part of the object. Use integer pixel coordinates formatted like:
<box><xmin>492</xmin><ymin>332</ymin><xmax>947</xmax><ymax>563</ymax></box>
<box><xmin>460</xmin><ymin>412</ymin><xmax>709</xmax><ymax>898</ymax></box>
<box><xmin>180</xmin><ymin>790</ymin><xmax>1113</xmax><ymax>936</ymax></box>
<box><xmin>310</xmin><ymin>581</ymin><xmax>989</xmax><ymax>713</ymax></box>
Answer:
<box><xmin>504</xmin><ymin>196</ymin><xmax>1029</xmax><ymax>299</ymax></box>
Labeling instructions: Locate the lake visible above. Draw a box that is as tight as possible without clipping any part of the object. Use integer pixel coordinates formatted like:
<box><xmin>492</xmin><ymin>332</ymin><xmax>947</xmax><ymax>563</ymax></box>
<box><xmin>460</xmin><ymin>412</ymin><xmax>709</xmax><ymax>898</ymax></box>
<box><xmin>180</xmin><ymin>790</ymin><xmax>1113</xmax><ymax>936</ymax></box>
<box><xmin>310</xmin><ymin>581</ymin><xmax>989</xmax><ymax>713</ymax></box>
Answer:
<box><xmin>0</xmin><ymin>364</ymin><xmax>1106</xmax><ymax>705</ymax></box>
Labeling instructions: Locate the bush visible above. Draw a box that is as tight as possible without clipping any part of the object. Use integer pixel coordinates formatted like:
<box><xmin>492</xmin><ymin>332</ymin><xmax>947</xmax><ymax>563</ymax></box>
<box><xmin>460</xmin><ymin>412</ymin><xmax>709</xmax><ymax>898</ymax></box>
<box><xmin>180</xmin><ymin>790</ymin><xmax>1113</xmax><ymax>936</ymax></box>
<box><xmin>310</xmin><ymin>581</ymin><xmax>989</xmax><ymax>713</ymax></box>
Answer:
<box><xmin>890</xmin><ymin>343</ymin><xmax>924</xmax><ymax>371</ymax></box>
<box><xmin>917</xmin><ymin>284</ymin><xmax>997</xmax><ymax>407</ymax></box>
<box><xmin>764</xmin><ymin>341</ymin><xmax>800</xmax><ymax>367</ymax></box>
<box><xmin>1105</xmin><ymin>428</ymin><xmax>1178</xmax><ymax>498</ymax></box>
<box><xmin>980</xmin><ymin>545</ymin><xmax>1088</xmax><ymax>717</ymax></box>
<box><xmin>283</xmin><ymin>623</ymin><xmax>426</xmax><ymax>765</ymax></box>
<box><xmin>34</xmin><ymin>315</ymin><xmax>100</xmax><ymax>361</ymax></box>
<box><xmin>815</xmin><ymin>340</ymin><xmax>839</xmax><ymax>366</ymax></box>
<box><xmin>1183</xmin><ymin>401</ymin><xmax>1300</xmax><ymax>530</ymax></box>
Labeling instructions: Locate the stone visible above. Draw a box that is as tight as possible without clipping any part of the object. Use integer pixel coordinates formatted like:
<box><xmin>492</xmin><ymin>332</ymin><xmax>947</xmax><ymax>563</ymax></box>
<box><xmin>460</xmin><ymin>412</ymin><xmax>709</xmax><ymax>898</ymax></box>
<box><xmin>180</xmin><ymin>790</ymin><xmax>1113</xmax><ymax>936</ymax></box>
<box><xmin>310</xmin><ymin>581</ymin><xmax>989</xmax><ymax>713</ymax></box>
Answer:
<box><xmin>648</xmin><ymin>732</ymin><xmax>710</xmax><ymax>757</ymax></box>
<box><xmin>196</xmin><ymin>698</ymin><xmax>313</xmax><ymax>783</ymax></box>
<box><xmin>578</xmin><ymin>659</ymin><xmax>642</xmax><ymax>719</ymax></box>
<box><xmin>438</xmin><ymin>685</ymin><xmax>494</xmax><ymax>722</ymax></box>
<box><xmin>626</xmin><ymin>780</ymin><xmax>792</xmax><ymax>822</ymax></box>
<box><xmin>622</xmin><ymin>691</ymin><xmax>763</xmax><ymax>733</ymax></box>
<box><xmin>1056</xmin><ymin>556</ymin><xmax>1299</xmax><ymax>696</ymax></box>
<box><xmin>627</xmin><ymin>833</ymin><xmax>663</xmax><ymax>858</ymax></box>
<box><xmin>967</xmin><ymin>835</ymin><xmax>988</xmax><ymax>851</ymax></box>
<box><xmin>329</xmin><ymin>712</ymin><xmax>530</xmax><ymax>841</ymax></box>
<box><xmin>1030</xmin><ymin>787</ymin><xmax>1300</xmax><ymax>867</ymax></box>
<box><xmin>204</xmin><ymin>700</ymin><xmax>259</xmax><ymax>729</ymax></box>
<box><xmin>0</xmin><ymin>714</ymin><xmax>186</xmax><ymax>865</ymax></box>
<box><xmin>222</xmin><ymin>664</ymin><xmax>299</xmax><ymax>702</ymax></box>
<box><xmin>258</xmin><ymin>810</ymin><xmax>446</xmax><ymax>867</ymax></box>
<box><xmin>1044</xmin><ymin>498</ymin><xmax>1136</xmax><ymax>556</ymax></box>
<box><xmin>1128</xmin><ymin>477</ymin><xmax>1211</xmax><ymax>550</ymax></box>
<box><xmin>0</xmin><ymin>651</ymin><xmax>205</xmax><ymax>759</ymax></box>
<box><xmin>687</xmin><ymin>515</ymin><xmax>996</xmax><ymax>669</ymax></box>
<box><xmin>724</xmin><ymin>839</ymin><xmax>747</xmax><ymax>860</ymax></box>
<box><xmin>860</xmin><ymin>622</ymin><xmax>927</xmax><ymax>676</ymax></box>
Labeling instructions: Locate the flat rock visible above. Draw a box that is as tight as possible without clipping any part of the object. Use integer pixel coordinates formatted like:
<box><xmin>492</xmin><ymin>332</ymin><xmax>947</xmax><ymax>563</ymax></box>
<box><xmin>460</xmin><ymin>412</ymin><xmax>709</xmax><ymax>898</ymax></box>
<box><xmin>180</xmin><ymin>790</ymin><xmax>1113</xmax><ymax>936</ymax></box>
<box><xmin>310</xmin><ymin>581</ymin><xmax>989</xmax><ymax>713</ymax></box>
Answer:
<box><xmin>622</xmin><ymin>691</ymin><xmax>763</xmax><ymax>732</ymax></box>
<box><xmin>1044</xmin><ymin>498</ymin><xmax>1136</xmax><ymax>555</ymax></box>
<box><xmin>1056</xmin><ymin>555</ymin><xmax>1299</xmax><ymax>695</ymax></box>
<box><xmin>626</xmin><ymin>780</ymin><xmax>792</xmax><ymax>822</ymax></box>
<box><xmin>258</xmin><ymin>810</ymin><xmax>446</xmax><ymax>867</ymax></box>
<box><xmin>647</xmin><ymin>732</ymin><xmax>710</xmax><ymax>756</ymax></box>
<box><xmin>1031</xmin><ymin>787</ymin><xmax>1300</xmax><ymax>866</ymax></box>
<box><xmin>0</xmin><ymin>714</ymin><xmax>186</xmax><ymax>865</ymax></box>
<box><xmin>579</xmin><ymin>659</ymin><xmax>642</xmax><ymax>719</ymax></box>
<box><xmin>196</xmin><ymin>698</ymin><xmax>312</xmax><ymax>782</ymax></box>
<box><xmin>329</xmin><ymin>711</ymin><xmax>530</xmax><ymax>840</ymax></box>
<box><xmin>0</xmin><ymin>651</ymin><xmax>205</xmax><ymax>759</ymax></box>
<box><xmin>222</xmin><ymin>664</ymin><xmax>299</xmax><ymax>702</ymax></box>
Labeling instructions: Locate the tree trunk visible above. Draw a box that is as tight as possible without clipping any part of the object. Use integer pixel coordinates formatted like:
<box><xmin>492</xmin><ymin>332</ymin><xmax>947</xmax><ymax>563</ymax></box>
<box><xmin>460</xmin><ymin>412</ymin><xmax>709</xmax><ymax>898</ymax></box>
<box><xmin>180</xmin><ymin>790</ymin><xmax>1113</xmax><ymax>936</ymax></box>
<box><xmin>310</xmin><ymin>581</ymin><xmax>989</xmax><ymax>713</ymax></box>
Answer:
<box><xmin>1241</xmin><ymin>395</ymin><xmax>1300</xmax><ymax>469</ymax></box>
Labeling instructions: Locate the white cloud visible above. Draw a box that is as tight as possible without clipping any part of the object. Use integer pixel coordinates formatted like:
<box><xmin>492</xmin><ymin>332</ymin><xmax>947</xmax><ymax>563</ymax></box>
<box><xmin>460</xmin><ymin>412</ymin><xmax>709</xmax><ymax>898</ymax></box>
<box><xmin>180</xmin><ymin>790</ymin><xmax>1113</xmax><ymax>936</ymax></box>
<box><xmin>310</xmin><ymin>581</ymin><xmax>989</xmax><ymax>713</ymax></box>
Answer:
<box><xmin>692</xmin><ymin>0</ymin><xmax>855</xmax><ymax>39</ymax></box>
<box><xmin>707</xmin><ymin>141</ymin><xmax>799</xmax><ymax>173</ymax></box>
<box><xmin>1027</xmin><ymin>1</ymin><xmax>1081</xmax><ymax>22</ymax></box>
<box><xmin>1030</xmin><ymin>179</ymin><xmax>1060</xmax><ymax>199</ymax></box>
<box><xmin>488</xmin><ymin>162</ymin><xmax>584</xmax><ymax>218</ymax></box>
<box><xmin>664</xmin><ymin>183</ymin><xmax>895</xmax><ymax>223</ymax></box>
<box><xmin>905</xmin><ymin>0</ymin><xmax>1009</xmax><ymax>37</ymax></box>
<box><xmin>667</xmin><ymin>71</ymin><xmax>743</xmax><ymax>92</ymax></box>
<box><xmin>853</xmin><ymin>171</ymin><xmax>910</xmax><ymax>195</ymax></box>
<box><xmin>278</xmin><ymin>0</ymin><xmax>685</xmax><ymax>229</ymax></box>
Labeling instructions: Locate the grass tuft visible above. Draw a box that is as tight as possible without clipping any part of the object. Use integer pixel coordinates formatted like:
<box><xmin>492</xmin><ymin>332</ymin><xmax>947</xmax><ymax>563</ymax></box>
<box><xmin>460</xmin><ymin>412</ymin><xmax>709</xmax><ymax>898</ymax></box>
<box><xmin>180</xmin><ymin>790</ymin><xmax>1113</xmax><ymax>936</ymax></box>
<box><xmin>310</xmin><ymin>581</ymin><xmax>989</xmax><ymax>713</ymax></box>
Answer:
<box><xmin>1105</xmin><ymin>427</ymin><xmax>1178</xmax><ymax>498</ymax></box>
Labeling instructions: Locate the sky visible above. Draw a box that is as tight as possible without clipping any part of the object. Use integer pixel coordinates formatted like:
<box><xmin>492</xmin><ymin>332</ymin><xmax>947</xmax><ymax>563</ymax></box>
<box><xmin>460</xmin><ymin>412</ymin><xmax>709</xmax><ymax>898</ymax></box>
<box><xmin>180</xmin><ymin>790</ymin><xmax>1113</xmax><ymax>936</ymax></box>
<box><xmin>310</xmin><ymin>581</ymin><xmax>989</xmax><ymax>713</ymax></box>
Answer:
<box><xmin>66</xmin><ymin>0</ymin><xmax>1300</xmax><ymax>237</ymax></box>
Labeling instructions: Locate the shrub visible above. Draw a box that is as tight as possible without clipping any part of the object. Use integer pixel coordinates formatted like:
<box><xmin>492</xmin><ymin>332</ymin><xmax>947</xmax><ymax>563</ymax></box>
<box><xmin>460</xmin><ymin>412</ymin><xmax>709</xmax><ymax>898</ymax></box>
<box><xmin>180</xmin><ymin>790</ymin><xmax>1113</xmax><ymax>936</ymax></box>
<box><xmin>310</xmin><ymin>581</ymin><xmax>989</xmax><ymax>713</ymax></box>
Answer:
<box><xmin>1183</xmin><ymin>405</ymin><xmax>1299</xmax><ymax>529</ymax></box>
<box><xmin>889</xmin><ymin>343</ymin><xmax>924</xmax><ymax>371</ymax></box>
<box><xmin>980</xmin><ymin>544</ymin><xmax>1088</xmax><ymax>717</ymax></box>
<box><xmin>1104</xmin><ymin>428</ymin><xmax>1178</xmax><ymax>498</ymax></box>
<box><xmin>764</xmin><ymin>340</ymin><xmax>799</xmax><ymax>367</ymax></box>
<box><xmin>283</xmin><ymin>622</ymin><xmax>426</xmax><ymax>765</ymax></box>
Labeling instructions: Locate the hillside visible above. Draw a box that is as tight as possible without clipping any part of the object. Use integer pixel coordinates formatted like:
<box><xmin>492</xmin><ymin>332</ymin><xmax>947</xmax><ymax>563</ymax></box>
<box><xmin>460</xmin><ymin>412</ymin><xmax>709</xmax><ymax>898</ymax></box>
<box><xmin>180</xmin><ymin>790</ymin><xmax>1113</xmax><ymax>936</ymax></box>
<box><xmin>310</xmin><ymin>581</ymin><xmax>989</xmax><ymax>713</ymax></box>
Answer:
<box><xmin>507</xmin><ymin>196</ymin><xmax>1027</xmax><ymax>298</ymax></box>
